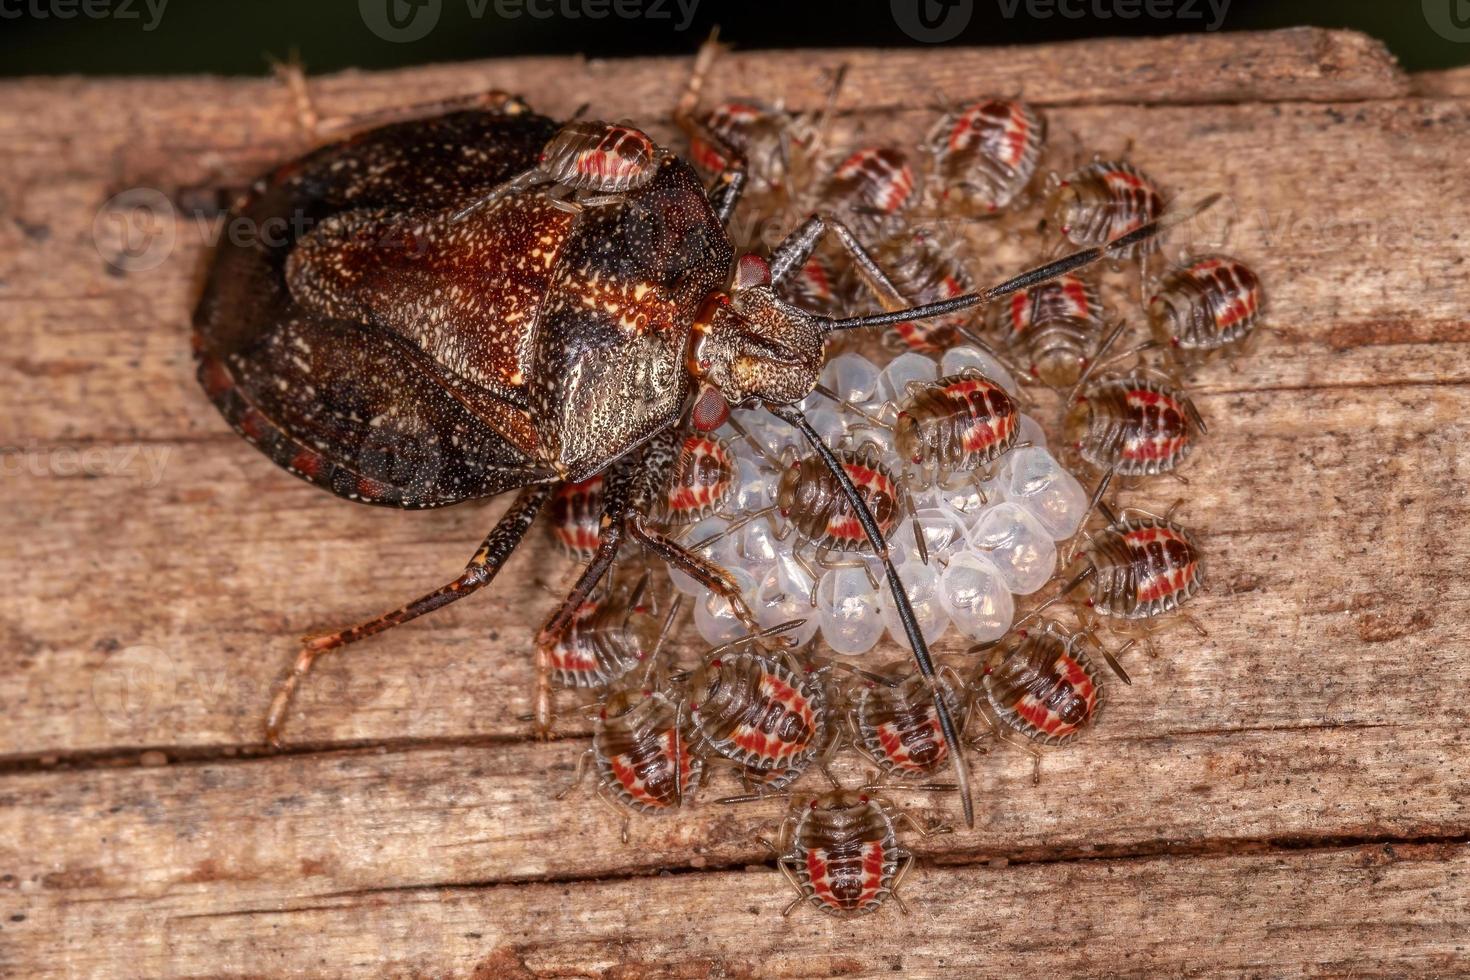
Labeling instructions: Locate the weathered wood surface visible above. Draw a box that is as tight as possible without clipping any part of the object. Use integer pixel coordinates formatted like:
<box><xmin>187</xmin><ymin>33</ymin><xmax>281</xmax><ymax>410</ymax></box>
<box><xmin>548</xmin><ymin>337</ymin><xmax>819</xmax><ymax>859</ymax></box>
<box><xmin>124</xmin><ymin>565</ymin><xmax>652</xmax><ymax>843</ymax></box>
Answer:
<box><xmin>3</xmin><ymin>27</ymin><xmax>1469</xmax><ymax>978</ymax></box>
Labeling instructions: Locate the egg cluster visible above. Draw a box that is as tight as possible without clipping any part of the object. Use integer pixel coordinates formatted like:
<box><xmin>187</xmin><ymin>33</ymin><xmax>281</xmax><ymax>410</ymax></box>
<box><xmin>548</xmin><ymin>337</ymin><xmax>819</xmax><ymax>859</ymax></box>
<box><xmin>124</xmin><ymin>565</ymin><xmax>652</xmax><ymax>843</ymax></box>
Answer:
<box><xmin>668</xmin><ymin>344</ymin><xmax>1093</xmax><ymax>654</ymax></box>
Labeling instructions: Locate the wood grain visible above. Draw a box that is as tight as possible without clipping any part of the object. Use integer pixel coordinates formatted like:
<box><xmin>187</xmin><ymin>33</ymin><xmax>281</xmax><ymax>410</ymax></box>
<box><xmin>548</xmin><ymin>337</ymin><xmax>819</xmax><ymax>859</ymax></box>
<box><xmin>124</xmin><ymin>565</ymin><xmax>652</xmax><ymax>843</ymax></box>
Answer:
<box><xmin>2</xmin><ymin>29</ymin><xmax>1468</xmax><ymax>979</ymax></box>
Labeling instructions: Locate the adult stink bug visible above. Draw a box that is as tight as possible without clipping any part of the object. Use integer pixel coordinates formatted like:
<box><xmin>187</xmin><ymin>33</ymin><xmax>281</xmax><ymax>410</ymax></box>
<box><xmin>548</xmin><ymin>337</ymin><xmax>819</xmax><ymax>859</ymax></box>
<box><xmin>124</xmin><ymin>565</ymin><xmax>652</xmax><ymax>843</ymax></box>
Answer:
<box><xmin>194</xmin><ymin>73</ymin><xmax>1201</xmax><ymax>826</ymax></box>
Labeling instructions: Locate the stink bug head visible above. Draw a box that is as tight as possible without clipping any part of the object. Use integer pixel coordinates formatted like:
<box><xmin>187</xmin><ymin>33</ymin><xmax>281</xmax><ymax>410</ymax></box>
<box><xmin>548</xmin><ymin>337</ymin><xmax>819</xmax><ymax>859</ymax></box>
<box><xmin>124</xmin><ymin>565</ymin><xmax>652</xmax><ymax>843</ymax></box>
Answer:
<box><xmin>1044</xmin><ymin>180</ymin><xmax>1084</xmax><ymax>239</ymax></box>
<box><xmin>806</xmin><ymin>789</ymin><xmax>869</xmax><ymax>813</ymax></box>
<box><xmin>688</xmin><ymin>279</ymin><xmax>824</xmax><ymax>411</ymax></box>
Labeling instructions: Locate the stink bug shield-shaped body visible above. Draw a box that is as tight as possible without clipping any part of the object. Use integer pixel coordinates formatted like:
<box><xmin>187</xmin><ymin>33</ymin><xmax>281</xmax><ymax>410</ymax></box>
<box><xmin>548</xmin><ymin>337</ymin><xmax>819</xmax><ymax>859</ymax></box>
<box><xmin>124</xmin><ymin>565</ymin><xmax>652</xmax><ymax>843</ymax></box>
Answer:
<box><xmin>761</xmin><ymin>790</ymin><xmax>946</xmax><ymax>917</ymax></box>
<box><xmin>683</xmin><ymin>648</ymin><xmax>826</xmax><ymax>777</ymax></box>
<box><xmin>1064</xmin><ymin>376</ymin><xmax>1206</xmax><ymax>478</ymax></box>
<box><xmin>194</xmin><ymin>80</ymin><xmax>1196</xmax><ymax>827</ymax></box>
<box><xmin>847</xmin><ymin>663</ymin><xmax>967</xmax><ymax>779</ymax></box>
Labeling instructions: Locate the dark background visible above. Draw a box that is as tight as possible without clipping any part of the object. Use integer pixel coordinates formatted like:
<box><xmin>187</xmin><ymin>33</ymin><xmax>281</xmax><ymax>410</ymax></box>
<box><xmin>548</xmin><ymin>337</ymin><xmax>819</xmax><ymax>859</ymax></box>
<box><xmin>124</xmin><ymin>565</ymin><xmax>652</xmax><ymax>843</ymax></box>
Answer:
<box><xmin>3</xmin><ymin>0</ymin><xmax>1467</xmax><ymax>76</ymax></box>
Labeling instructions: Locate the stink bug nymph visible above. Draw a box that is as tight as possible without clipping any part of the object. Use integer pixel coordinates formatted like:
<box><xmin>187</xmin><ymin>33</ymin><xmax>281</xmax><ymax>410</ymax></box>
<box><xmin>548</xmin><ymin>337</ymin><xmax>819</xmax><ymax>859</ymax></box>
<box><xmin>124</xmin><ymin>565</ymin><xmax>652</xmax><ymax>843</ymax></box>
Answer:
<box><xmin>561</xmin><ymin>685</ymin><xmax>703</xmax><ymax>842</ymax></box>
<box><xmin>744</xmin><ymin>789</ymin><xmax>948</xmax><ymax>917</ymax></box>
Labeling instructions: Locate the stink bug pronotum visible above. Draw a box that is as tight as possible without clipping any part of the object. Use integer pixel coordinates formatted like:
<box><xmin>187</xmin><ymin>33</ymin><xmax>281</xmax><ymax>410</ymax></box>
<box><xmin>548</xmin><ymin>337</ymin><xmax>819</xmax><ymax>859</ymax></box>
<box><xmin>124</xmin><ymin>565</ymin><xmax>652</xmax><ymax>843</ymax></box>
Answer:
<box><xmin>193</xmin><ymin>47</ymin><xmax>1211</xmax><ymax>827</ymax></box>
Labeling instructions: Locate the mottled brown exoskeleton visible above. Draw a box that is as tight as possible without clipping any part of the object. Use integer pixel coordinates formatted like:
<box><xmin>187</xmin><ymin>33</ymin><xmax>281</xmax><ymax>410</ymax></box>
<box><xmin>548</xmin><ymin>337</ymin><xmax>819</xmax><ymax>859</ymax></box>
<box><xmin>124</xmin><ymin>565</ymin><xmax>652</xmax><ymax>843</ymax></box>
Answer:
<box><xmin>195</xmin><ymin>69</ymin><xmax>1197</xmax><ymax>826</ymax></box>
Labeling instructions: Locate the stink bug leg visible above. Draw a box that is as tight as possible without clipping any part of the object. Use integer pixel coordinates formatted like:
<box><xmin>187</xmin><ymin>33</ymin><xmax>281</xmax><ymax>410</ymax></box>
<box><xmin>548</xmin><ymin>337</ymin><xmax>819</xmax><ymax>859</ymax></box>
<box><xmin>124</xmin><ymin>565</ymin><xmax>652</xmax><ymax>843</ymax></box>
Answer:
<box><xmin>264</xmin><ymin>483</ymin><xmax>550</xmax><ymax>746</ymax></box>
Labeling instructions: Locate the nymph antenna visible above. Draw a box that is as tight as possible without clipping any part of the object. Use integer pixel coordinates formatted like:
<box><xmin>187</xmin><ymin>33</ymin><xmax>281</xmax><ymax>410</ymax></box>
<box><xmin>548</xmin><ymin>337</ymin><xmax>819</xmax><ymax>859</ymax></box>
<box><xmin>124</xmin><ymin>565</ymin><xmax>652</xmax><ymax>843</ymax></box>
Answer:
<box><xmin>819</xmin><ymin>194</ymin><xmax>1221</xmax><ymax>335</ymax></box>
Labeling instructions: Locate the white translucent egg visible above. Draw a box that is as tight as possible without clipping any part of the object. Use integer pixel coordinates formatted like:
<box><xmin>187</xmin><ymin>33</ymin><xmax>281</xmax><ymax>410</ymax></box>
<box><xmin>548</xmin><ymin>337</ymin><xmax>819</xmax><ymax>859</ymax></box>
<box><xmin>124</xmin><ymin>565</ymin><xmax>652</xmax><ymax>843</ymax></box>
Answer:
<box><xmin>815</xmin><ymin>567</ymin><xmax>885</xmax><ymax>656</ymax></box>
<box><xmin>1018</xmin><ymin>413</ymin><xmax>1048</xmax><ymax>450</ymax></box>
<box><xmin>820</xmin><ymin>352</ymin><xmax>882</xmax><ymax>407</ymax></box>
<box><xmin>753</xmin><ymin>556</ymin><xmax>821</xmax><ymax>646</ymax></box>
<box><xmin>924</xmin><ymin>482</ymin><xmax>990</xmax><ymax>528</ymax></box>
<box><xmin>693</xmin><ymin>567</ymin><xmax>759</xmax><ymax>645</ymax></box>
<box><xmin>670</xmin><ymin>516</ymin><xmax>738</xmax><ymax>595</ymax></box>
<box><xmin>895</xmin><ymin>507</ymin><xmax>969</xmax><ymax>567</ymax></box>
<box><xmin>877</xmin><ymin>352</ymin><xmax>938</xmax><ymax>405</ymax></box>
<box><xmin>968</xmin><ymin>502</ymin><xmax>1057</xmax><ymax>595</ymax></box>
<box><xmin>802</xmin><ymin>399</ymin><xmax>847</xmax><ymax>447</ymax></box>
<box><xmin>730</xmin><ymin>454</ymin><xmax>774</xmax><ymax>512</ymax></box>
<box><xmin>876</xmin><ymin>558</ymin><xmax>950</xmax><ymax>646</ymax></box>
<box><xmin>939</xmin><ymin>551</ymin><xmax>1014</xmax><ymax>641</ymax></box>
<box><xmin>1003</xmin><ymin>446</ymin><xmax>1090</xmax><ymax>540</ymax></box>
<box><xmin>940</xmin><ymin>345</ymin><xmax>1019</xmax><ymax>396</ymax></box>
<box><xmin>732</xmin><ymin>514</ymin><xmax>781</xmax><ymax>569</ymax></box>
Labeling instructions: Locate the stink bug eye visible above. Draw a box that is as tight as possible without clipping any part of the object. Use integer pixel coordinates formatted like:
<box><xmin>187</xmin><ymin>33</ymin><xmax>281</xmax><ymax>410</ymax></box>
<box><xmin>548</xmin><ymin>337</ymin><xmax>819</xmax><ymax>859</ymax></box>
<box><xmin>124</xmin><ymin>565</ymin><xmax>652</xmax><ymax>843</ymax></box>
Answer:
<box><xmin>690</xmin><ymin>386</ymin><xmax>730</xmax><ymax>432</ymax></box>
<box><xmin>733</xmin><ymin>253</ymin><xmax>771</xmax><ymax>290</ymax></box>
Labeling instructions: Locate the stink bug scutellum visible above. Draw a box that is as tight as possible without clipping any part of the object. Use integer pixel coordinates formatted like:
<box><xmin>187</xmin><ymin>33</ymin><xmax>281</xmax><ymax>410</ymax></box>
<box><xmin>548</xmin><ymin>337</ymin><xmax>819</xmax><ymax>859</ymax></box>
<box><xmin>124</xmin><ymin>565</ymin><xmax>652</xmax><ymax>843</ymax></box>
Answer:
<box><xmin>193</xmin><ymin>45</ymin><xmax>1208</xmax><ymax>826</ymax></box>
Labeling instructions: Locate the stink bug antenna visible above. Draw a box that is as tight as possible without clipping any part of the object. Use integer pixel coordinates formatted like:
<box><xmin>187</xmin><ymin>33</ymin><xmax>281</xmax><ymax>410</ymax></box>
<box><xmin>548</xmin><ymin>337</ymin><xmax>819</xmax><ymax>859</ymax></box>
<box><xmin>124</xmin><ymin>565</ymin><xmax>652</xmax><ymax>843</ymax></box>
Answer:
<box><xmin>706</xmin><ymin>619</ymin><xmax>805</xmax><ymax>657</ymax></box>
<box><xmin>817</xmin><ymin>194</ymin><xmax>1221</xmax><ymax>336</ymax></box>
<box><xmin>765</xmin><ymin>401</ymin><xmax>975</xmax><ymax>829</ymax></box>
